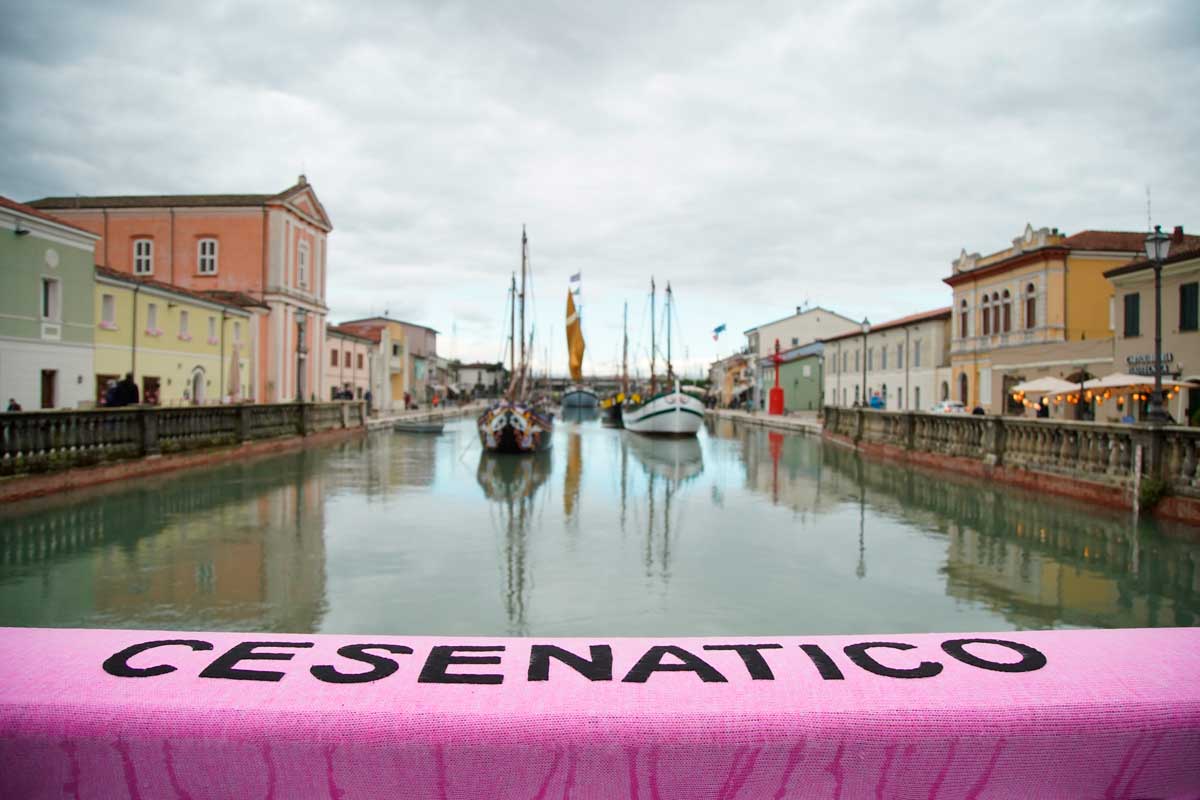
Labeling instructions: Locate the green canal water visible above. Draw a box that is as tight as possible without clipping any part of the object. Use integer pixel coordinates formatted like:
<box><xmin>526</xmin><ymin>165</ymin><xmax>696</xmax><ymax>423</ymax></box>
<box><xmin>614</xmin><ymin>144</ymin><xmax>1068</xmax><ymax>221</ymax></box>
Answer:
<box><xmin>1</xmin><ymin>416</ymin><xmax>1197</xmax><ymax>636</ymax></box>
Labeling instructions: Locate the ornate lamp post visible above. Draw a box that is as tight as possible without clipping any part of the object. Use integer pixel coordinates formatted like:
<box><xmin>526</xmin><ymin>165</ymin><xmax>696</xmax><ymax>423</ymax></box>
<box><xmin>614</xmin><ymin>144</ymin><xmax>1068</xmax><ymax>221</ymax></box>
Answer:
<box><xmin>1145</xmin><ymin>226</ymin><xmax>1172</xmax><ymax>422</ymax></box>
<box><xmin>860</xmin><ymin>318</ymin><xmax>870</xmax><ymax>406</ymax></box>
<box><xmin>295</xmin><ymin>307</ymin><xmax>308</xmax><ymax>403</ymax></box>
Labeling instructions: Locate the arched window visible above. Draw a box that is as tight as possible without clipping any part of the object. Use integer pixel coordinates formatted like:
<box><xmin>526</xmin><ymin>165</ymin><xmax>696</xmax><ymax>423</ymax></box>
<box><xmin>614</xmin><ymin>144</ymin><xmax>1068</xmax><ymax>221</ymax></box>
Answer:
<box><xmin>1002</xmin><ymin>289</ymin><xmax>1012</xmax><ymax>332</ymax></box>
<box><xmin>915</xmin><ymin>386</ymin><xmax>921</xmax><ymax>410</ymax></box>
<box><xmin>981</xmin><ymin>295</ymin><xmax>991</xmax><ymax>335</ymax></box>
<box><xmin>959</xmin><ymin>373</ymin><xmax>969</xmax><ymax>404</ymax></box>
<box><xmin>991</xmin><ymin>292</ymin><xmax>1001</xmax><ymax>334</ymax></box>
<box><xmin>1025</xmin><ymin>283</ymin><xmax>1036</xmax><ymax>329</ymax></box>
<box><xmin>960</xmin><ymin>299</ymin><xmax>968</xmax><ymax>338</ymax></box>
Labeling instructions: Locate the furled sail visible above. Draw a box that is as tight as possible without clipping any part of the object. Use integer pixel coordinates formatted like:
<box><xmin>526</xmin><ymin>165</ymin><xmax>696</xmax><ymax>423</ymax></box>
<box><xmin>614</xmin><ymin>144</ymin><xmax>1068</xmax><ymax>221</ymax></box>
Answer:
<box><xmin>566</xmin><ymin>290</ymin><xmax>585</xmax><ymax>383</ymax></box>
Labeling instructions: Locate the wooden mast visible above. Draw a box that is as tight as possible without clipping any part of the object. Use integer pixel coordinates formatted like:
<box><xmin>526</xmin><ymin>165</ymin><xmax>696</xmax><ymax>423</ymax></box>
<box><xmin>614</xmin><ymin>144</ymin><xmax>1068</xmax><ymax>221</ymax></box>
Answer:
<box><xmin>649</xmin><ymin>278</ymin><xmax>657</xmax><ymax>397</ymax></box>
<box><xmin>621</xmin><ymin>301</ymin><xmax>628</xmax><ymax>395</ymax></box>
<box><xmin>519</xmin><ymin>227</ymin><xmax>527</xmax><ymax>398</ymax></box>
<box><xmin>666</xmin><ymin>282</ymin><xmax>673</xmax><ymax>383</ymax></box>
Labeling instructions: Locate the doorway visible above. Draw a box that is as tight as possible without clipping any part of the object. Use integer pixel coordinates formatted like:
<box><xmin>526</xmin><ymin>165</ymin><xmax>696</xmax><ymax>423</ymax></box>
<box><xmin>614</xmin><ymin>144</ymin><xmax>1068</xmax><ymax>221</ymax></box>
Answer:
<box><xmin>190</xmin><ymin>368</ymin><xmax>206</xmax><ymax>405</ymax></box>
<box><xmin>40</xmin><ymin>369</ymin><xmax>57</xmax><ymax>409</ymax></box>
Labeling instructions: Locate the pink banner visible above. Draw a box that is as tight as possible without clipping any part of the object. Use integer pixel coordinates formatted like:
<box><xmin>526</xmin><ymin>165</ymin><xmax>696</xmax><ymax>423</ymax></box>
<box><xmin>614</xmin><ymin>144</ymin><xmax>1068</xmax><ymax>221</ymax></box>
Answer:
<box><xmin>1</xmin><ymin>627</ymin><xmax>1199</xmax><ymax>798</ymax></box>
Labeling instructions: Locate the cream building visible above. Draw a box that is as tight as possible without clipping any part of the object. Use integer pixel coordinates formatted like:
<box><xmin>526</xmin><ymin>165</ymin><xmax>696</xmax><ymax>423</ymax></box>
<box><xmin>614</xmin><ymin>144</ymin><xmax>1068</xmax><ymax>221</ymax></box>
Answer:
<box><xmin>824</xmin><ymin>308</ymin><xmax>952</xmax><ymax>410</ymax></box>
<box><xmin>744</xmin><ymin>306</ymin><xmax>860</xmax><ymax>409</ymax></box>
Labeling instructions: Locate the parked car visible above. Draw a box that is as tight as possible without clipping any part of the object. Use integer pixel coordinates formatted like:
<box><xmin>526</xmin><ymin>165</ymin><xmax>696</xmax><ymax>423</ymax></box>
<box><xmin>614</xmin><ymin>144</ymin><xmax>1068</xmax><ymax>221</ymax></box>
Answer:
<box><xmin>930</xmin><ymin>400</ymin><xmax>968</xmax><ymax>414</ymax></box>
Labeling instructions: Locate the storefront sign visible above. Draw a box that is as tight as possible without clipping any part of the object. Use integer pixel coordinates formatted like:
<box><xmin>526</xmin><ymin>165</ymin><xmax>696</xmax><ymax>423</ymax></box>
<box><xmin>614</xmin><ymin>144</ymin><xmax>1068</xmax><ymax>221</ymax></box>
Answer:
<box><xmin>1127</xmin><ymin>352</ymin><xmax>1177</xmax><ymax>376</ymax></box>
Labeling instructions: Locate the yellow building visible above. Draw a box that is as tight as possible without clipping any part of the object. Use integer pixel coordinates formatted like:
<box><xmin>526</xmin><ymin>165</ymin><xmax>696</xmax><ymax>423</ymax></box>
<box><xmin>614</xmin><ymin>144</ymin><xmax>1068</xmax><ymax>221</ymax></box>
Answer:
<box><xmin>93</xmin><ymin>266</ymin><xmax>262</xmax><ymax>405</ymax></box>
<box><xmin>944</xmin><ymin>225</ymin><xmax>1145</xmax><ymax>415</ymax></box>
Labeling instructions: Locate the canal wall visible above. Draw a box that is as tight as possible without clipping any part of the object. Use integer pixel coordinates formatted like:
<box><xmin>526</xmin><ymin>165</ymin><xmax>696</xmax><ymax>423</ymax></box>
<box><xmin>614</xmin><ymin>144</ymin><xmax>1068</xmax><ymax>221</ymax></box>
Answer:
<box><xmin>1</xmin><ymin>626</ymin><xmax>1198</xmax><ymax>798</ymax></box>
<box><xmin>822</xmin><ymin>406</ymin><xmax>1200</xmax><ymax>524</ymax></box>
<box><xmin>0</xmin><ymin>402</ymin><xmax>367</xmax><ymax>502</ymax></box>
<box><xmin>704</xmin><ymin>408</ymin><xmax>823</xmax><ymax>435</ymax></box>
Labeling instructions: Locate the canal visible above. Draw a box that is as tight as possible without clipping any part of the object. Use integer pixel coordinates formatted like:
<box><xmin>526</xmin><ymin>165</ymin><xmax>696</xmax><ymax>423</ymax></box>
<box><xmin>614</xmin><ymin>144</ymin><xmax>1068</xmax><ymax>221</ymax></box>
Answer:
<box><xmin>1</xmin><ymin>415</ymin><xmax>1196</xmax><ymax>636</ymax></box>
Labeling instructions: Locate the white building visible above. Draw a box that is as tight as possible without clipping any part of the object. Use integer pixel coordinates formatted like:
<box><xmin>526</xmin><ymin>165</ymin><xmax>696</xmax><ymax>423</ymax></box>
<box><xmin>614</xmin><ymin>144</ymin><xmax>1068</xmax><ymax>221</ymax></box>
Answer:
<box><xmin>744</xmin><ymin>306</ymin><xmax>861</xmax><ymax>409</ymax></box>
<box><xmin>824</xmin><ymin>307</ymin><xmax>952</xmax><ymax>411</ymax></box>
<box><xmin>458</xmin><ymin>362</ymin><xmax>505</xmax><ymax>396</ymax></box>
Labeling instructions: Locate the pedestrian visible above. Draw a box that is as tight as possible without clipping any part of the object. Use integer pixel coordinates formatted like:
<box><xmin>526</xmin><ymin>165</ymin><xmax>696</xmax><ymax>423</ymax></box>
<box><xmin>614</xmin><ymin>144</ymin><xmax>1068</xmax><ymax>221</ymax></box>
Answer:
<box><xmin>972</xmin><ymin>405</ymin><xmax>985</xmax><ymax>416</ymax></box>
<box><xmin>103</xmin><ymin>379</ymin><xmax>119</xmax><ymax>407</ymax></box>
<box><xmin>5</xmin><ymin>398</ymin><xmax>20</xmax><ymax>412</ymax></box>
<box><xmin>116</xmin><ymin>373</ymin><xmax>140</xmax><ymax>406</ymax></box>
<box><xmin>364</xmin><ymin>389</ymin><xmax>373</xmax><ymax>414</ymax></box>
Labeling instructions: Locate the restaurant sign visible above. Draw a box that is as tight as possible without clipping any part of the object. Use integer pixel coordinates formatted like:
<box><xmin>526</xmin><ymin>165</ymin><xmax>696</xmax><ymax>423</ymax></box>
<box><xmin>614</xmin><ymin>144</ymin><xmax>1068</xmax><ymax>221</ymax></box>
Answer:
<box><xmin>1127</xmin><ymin>352</ymin><xmax>1178</xmax><ymax>377</ymax></box>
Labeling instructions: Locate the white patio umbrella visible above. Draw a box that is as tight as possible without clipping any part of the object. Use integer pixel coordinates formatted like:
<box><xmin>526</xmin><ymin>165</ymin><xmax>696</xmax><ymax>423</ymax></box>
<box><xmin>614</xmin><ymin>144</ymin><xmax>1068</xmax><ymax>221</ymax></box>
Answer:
<box><xmin>1010</xmin><ymin>376</ymin><xmax>1076</xmax><ymax>395</ymax></box>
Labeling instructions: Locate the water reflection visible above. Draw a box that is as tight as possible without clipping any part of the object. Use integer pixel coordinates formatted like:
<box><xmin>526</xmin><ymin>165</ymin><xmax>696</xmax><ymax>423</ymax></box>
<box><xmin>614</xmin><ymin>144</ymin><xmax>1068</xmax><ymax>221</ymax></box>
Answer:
<box><xmin>0</xmin><ymin>419</ymin><xmax>1195</xmax><ymax>635</ymax></box>
<box><xmin>0</xmin><ymin>448</ymin><xmax>334</xmax><ymax>631</ymax></box>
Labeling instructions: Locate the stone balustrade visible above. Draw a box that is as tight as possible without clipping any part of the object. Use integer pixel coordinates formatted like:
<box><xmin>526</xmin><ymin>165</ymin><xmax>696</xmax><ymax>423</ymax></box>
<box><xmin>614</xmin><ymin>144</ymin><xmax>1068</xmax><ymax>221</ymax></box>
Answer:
<box><xmin>0</xmin><ymin>402</ymin><xmax>366</xmax><ymax>477</ymax></box>
<box><xmin>822</xmin><ymin>406</ymin><xmax>1200</xmax><ymax>499</ymax></box>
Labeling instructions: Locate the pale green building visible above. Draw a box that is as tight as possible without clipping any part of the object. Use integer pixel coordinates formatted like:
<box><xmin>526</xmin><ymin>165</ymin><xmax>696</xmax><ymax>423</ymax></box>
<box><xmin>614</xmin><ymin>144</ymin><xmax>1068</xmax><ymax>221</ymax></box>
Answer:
<box><xmin>1</xmin><ymin>196</ymin><xmax>98</xmax><ymax>409</ymax></box>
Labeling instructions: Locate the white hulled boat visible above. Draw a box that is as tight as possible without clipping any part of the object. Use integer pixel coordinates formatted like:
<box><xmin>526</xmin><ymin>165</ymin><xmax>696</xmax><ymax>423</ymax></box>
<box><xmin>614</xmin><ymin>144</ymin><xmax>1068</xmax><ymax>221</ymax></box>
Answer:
<box><xmin>622</xmin><ymin>280</ymin><xmax>704</xmax><ymax>437</ymax></box>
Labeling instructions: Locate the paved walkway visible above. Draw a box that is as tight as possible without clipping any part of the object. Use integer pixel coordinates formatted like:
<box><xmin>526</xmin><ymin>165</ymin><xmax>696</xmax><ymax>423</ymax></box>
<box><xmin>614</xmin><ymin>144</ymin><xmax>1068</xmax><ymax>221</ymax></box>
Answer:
<box><xmin>364</xmin><ymin>402</ymin><xmax>486</xmax><ymax>431</ymax></box>
<box><xmin>704</xmin><ymin>408</ymin><xmax>823</xmax><ymax>435</ymax></box>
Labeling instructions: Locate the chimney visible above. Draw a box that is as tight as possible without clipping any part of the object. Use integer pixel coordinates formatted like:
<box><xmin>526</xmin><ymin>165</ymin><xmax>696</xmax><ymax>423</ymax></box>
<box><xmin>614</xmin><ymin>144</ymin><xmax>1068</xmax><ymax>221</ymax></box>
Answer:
<box><xmin>1173</xmin><ymin>225</ymin><xmax>1184</xmax><ymax>244</ymax></box>
<box><xmin>298</xmin><ymin>174</ymin><xmax>308</xmax><ymax>186</ymax></box>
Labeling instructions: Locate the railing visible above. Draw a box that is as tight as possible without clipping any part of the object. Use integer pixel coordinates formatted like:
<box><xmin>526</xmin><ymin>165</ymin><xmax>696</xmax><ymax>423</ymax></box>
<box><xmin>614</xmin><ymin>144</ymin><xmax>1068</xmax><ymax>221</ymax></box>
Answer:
<box><xmin>0</xmin><ymin>402</ymin><xmax>366</xmax><ymax>477</ymax></box>
<box><xmin>822</xmin><ymin>406</ymin><xmax>1200</xmax><ymax>498</ymax></box>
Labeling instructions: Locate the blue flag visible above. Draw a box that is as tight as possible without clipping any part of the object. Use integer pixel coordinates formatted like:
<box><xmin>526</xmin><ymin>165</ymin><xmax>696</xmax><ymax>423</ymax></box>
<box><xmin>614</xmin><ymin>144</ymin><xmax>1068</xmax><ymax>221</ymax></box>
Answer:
<box><xmin>712</xmin><ymin>323</ymin><xmax>726</xmax><ymax>341</ymax></box>
<box><xmin>569</xmin><ymin>271</ymin><xmax>581</xmax><ymax>282</ymax></box>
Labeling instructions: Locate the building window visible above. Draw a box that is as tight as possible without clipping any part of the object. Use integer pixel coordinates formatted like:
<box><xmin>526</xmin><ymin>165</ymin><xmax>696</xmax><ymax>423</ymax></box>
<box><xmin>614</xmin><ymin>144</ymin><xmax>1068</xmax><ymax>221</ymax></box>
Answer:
<box><xmin>41</xmin><ymin>278</ymin><xmax>61</xmax><ymax>320</ymax></box>
<box><xmin>392</xmin><ymin>344</ymin><xmax>400</xmax><ymax>357</ymax></box>
<box><xmin>357</xmin><ymin>353</ymin><xmax>364</xmax><ymax>369</ymax></box>
<box><xmin>146</xmin><ymin>302</ymin><xmax>158</xmax><ymax>333</ymax></box>
<box><xmin>991</xmin><ymin>292</ymin><xmax>1001</xmax><ymax>334</ymax></box>
<box><xmin>198</xmin><ymin>239</ymin><xmax>218</xmax><ymax>274</ymax></box>
<box><xmin>868</xmin><ymin>348</ymin><xmax>874</xmax><ymax>371</ymax></box>
<box><xmin>298</xmin><ymin>242</ymin><xmax>309</xmax><ymax>289</ymax></box>
<box><xmin>1180</xmin><ymin>283</ymin><xmax>1199</xmax><ymax>332</ymax></box>
<box><xmin>913</xmin><ymin>339</ymin><xmax>922</xmax><ymax>367</ymax></box>
<box><xmin>791</xmin><ymin>337</ymin><xmax>798</xmax><ymax>346</ymax></box>
<box><xmin>960</xmin><ymin>300</ymin><xmax>968</xmax><ymax>338</ymax></box>
<box><xmin>233</xmin><ymin>321</ymin><xmax>241</xmax><ymax>342</ymax></box>
<box><xmin>1025</xmin><ymin>283</ymin><xmax>1036</xmax><ymax>329</ymax></box>
<box><xmin>179</xmin><ymin>309</ymin><xmax>190</xmax><ymax>339</ymax></box>
<box><xmin>881</xmin><ymin>347</ymin><xmax>888</xmax><ymax>370</ymax></box>
<box><xmin>134</xmin><ymin>239</ymin><xmax>153</xmax><ymax>275</ymax></box>
<box><xmin>1002</xmin><ymin>290</ymin><xmax>1012</xmax><ymax>332</ymax></box>
<box><xmin>842</xmin><ymin>351</ymin><xmax>847</xmax><ymax>372</ymax></box>
<box><xmin>914</xmin><ymin>386</ymin><xmax>921</xmax><ymax>410</ymax></box>
<box><xmin>1123</xmin><ymin>293</ymin><xmax>1140</xmax><ymax>337</ymax></box>
<box><xmin>896</xmin><ymin>343</ymin><xmax>903</xmax><ymax>369</ymax></box>
<box><xmin>99</xmin><ymin>293</ymin><xmax>116</xmax><ymax>329</ymax></box>
<box><xmin>981</xmin><ymin>295</ymin><xmax>991</xmax><ymax>335</ymax></box>
<box><xmin>207</xmin><ymin>316</ymin><xmax>217</xmax><ymax>343</ymax></box>
<box><xmin>959</xmin><ymin>373</ymin><xmax>969</xmax><ymax>404</ymax></box>
<box><xmin>853</xmin><ymin>350</ymin><xmax>859</xmax><ymax>372</ymax></box>
<box><xmin>344</xmin><ymin>350</ymin><xmax>352</xmax><ymax>368</ymax></box>
<box><xmin>330</xmin><ymin>348</ymin><xmax>339</xmax><ymax>367</ymax></box>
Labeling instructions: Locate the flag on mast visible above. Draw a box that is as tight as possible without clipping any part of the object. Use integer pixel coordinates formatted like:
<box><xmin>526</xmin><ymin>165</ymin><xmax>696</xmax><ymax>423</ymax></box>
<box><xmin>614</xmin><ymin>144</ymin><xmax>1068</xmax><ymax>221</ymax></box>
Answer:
<box><xmin>712</xmin><ymin>323</ymin><xmax>727</xmax><ymax>341</ymax></box>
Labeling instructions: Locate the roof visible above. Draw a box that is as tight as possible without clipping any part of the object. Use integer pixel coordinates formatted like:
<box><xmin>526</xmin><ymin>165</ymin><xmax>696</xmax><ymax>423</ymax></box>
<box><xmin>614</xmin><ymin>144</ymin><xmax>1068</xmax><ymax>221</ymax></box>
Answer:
<box><xmin>333</xmin><ymin>322</ymin><xmax>383</xmax><ymax>343</ymax></box>
<box><xmin>94</xmin><ymin>265</ymin><xmax>257</xmax><ymax>315</ymax></box>
<box><xmin>760</xmin><ymin>340</ymin><xmax>825</xmax><ymax>365</ymax></box>
<box><xmin>1104</xmin><ymin>240</ymin><xmax>1200</xmax><ymax>279</ymax></box>
<box><xmin>326</xmin><ymin>323</ymin><xmax>377</xmax><ymax>344</ymax></box>
<box><xmin>743</xmin><ymin>306</ymin><xmax>858</xmax><ymax>335</ymax></box>
<box><xmin>203</xmin><ymin>290</ymin><xmax>269</xmax><ymax>310</ymax></box>
<box><xmin>339</xmin><ymin>316</ymin><xmax>440</xmax><ymax>335</ymax></box>
<box><xmin>459</xmin><ymin>361</ymin><xmax>503</xmax><ymax>369</ymax></box>
<box><xmin>1058</xmin><ymin>230</ymin><xmax>1162</xmax><ymax>252</ymax></box>
<box><xmin>0</xmin><ymin>194</ymin><xmax>98</xmax><ymax>237</ymax></box>
<box><xmin>821</xmin><ymin>306</ymin><xmax>952</xmax><ymax>343</ymax></box>
<box><xmin>26</xmin><ymin>177</ymin><xmax>332</xmax><ymax>230</ymax></box>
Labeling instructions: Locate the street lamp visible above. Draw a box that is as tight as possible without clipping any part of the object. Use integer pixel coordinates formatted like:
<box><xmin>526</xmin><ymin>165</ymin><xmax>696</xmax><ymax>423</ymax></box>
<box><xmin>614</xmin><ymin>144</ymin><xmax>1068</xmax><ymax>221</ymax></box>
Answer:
<box><xmin>1145</xmin><ymin>225</ymin><xmax>1172</xmax><ymax>422</ymax></box>
<box><xmin>860</xmin><ymin>317</ymin><xmax>870</xmax><ymax>407</ymax></box>
<box><xmin>295</xmin><ymin>307</ymin><xmax>308</xmax><ymax>403</ymax></box>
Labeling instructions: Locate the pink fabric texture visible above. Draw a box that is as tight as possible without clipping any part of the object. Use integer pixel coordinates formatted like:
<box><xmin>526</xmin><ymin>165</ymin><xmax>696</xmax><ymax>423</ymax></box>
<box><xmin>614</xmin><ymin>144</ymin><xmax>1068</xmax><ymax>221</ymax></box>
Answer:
<box><xmin>1</xmin><ymin>626</ymin><xmax>1198</xmax><ymax>799</ymax></box>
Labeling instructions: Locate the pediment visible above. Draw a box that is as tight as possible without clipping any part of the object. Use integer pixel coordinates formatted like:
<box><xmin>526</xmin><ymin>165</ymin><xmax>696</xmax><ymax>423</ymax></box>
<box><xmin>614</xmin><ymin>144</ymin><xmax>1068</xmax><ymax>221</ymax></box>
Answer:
<box><xmin>274</xmin><ymin>183</ymin><xmax>333</xmax><ymax>231</ymax></box>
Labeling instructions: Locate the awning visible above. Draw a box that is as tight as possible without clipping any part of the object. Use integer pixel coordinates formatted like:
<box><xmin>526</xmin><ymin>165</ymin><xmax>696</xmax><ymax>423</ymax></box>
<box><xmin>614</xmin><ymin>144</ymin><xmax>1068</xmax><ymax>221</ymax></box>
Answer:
<box><xmin>1010</xmin><ymin>377</ymin><xmax>1076</xmax><ymax>395</ymax></box>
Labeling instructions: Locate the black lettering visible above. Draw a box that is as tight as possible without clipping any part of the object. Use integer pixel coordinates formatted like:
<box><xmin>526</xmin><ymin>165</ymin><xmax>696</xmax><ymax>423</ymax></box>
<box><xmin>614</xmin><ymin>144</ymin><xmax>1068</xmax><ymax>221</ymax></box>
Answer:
<box><xmin>941</xmin><ymin>638</ymin><xmax>1047</xmax><ymax>673</ymax></box>
<box><xmin>799</xmin><ymin>644</ymin><xmax>845</xmax><ymax>680</ymax></box>
<box><xmin>102</xmin><ymin>639</ymin><xmax>214</xmax><ymax>678</ymax></box>
<box><xmin>621</xmin><ymin>645</ymin><xmax>728</xmax><ymax>683</ymax></box>
<box><xmin>310</xmin><ymin>644</ymin><xmax>414</xmax><ymax>684</ymax></box>
<box><xmin>198</xmin><ymin>641</ymin><xmax>314</xmax><ymax>682</ymax></box>
<box><xmin>418</xmin><ymin>646</ymin><xmax>505</xmax><ymax>685</ymax></box>
<box><xmin>843</xmin><ymin>642</ymin><xmax>943</xmax><ymax>679</ymax></box>
<box><xmin>702</xmin><ymin>644</ymin><xmax>783</xmax><ymax>680</ymax></box>
<box><xmin>528</xmin><ymin>644</ymin><xmax>612</xmax><ymax>682</ymax></box>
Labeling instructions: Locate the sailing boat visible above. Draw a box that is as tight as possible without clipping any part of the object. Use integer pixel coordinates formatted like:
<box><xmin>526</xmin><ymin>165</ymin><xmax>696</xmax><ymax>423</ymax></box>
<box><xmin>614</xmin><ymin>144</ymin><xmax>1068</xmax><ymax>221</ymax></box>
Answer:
<box><xmin>600</xmin><ymin>301</ymin><xmax>629</xmax><ymax>427</ymax></box>
<box><xmin>477</xmin><ymin>228</ymin><xmax>554</xmax><ymax>453</ymax></box>
<box><xmin>561</xmin><ymin>281</ymin><xmax>597</xmax><ymax>408</ymax></box>
<box><xmin>621</xmin><ymin>280</ymin><xmax>705</xmax><ymax>436</ymax></box>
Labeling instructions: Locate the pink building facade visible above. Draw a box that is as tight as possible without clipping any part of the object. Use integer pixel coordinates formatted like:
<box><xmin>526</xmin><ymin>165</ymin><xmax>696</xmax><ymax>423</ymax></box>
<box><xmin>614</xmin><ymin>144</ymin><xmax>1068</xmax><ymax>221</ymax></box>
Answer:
<box><xmin>29</xmin><ymin>177</ymin><xmax>332</xmax><ymax>403</ymax></box>
<box><xmin>324</xmin><ymin>324</ymin><xmax>373</xmax><ymax>401</ymax></box>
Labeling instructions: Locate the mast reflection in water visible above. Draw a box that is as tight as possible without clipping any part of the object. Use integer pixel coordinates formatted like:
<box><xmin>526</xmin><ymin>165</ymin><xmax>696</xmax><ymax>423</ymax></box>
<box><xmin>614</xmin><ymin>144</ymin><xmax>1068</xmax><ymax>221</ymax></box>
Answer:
<box><xmin>0</xmin><ymin>417</ymin><xmax>1195</xmax><ymax>635</ymax></box>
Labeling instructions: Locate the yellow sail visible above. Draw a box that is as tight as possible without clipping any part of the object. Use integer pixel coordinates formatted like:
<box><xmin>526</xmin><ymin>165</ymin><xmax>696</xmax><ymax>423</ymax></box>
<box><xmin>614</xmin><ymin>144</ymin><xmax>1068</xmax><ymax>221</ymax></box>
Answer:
<box><xmin>566</xmin><ymin>290</ymin><xmax>585</xmax><ymax>382</ymax></box>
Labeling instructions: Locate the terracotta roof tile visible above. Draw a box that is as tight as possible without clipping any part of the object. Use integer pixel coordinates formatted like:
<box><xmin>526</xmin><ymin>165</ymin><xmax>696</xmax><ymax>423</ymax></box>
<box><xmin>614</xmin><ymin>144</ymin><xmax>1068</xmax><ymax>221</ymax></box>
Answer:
<box><xmin>94</xmin><ymin>265</ymin><xmax>257</xmax><ymax>314</ymax></box>
<box><xmin>26</xmin><ymin>180</ymin><xmax>311</xmax><ymax>211</ymax></box>
<box><xmin>822</xmin><ymin>306</ymin><xmax>952</xmax><ymax>343</ymax></box>
<box><xmin>0</xmin><ymin>194</ymin><xmax>98</xmax><ymax>236</ymax></box>
<box><xmin>327</xmin><ymin>323</ymin><xmax>378</xmax><ymax>344</ymax></box>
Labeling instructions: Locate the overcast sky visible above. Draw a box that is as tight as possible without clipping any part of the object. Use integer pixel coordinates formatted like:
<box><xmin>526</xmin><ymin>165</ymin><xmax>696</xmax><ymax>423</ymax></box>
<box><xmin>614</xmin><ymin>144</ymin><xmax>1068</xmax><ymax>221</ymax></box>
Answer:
<box><xmin>2</xmin><ymin>0</ymin><xmax>1197</xmax><ymax>376</ymax></box>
